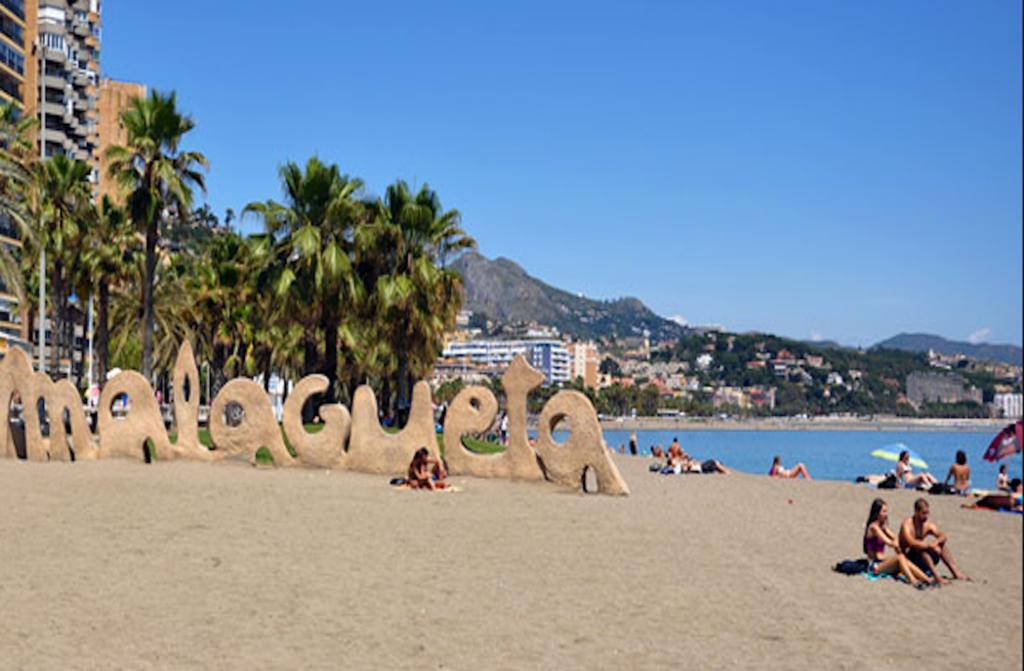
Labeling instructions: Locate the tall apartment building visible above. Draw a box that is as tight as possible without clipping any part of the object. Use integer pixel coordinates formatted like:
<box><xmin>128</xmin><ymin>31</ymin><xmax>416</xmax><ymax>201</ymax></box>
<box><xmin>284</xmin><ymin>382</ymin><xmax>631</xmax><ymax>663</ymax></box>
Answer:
<box><xmin>569</xmin><ymin>341</ymin><xmax>600</xmax><ymax>389</ymax></box>
<box><xmin>30</xmin><ymin>1</ymin><xmax>100</xmax><ymax>376</ymax></box>
<box><xmin>0</xmin><ymin>0</ymin><xmax>36</xmax><ymax>355</ymax></box>
<box><xmin>37</xmin><ymin>0</ymin><xmax>101</xmax><ymax>175</ymax></box>
<box><xmin>97</xmin><ymin>77</ymin><xmax>143</xmax><ymax>201</ymax></box>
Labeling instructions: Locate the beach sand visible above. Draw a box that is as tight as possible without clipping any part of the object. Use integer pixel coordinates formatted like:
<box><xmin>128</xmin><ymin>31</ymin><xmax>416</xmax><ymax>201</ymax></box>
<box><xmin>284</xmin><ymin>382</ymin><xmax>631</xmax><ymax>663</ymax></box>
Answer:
<box><xmin>1</xmin><ymin>456</ymin><xmax>1020</xmax><ymax>670</ymax></box>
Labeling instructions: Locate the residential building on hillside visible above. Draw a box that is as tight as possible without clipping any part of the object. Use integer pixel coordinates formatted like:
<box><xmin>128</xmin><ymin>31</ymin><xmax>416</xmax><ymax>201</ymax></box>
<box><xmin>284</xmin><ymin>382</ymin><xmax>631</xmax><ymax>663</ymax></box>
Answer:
<box><xmin>97</xmin><ymin>77</ymin><xmax>142</xmax><ymax>201</ymax></box>
<box><xmin>441</xmin><ymin>338</ymin><xmax>570</xmax><ymax>384</ymax></box>
<box><xmin>906</xmin><ymin>371</ymin><xmax>982</xmax><ymax>408</ymax></box>
<box><xmin>569</xmin><ymin>340</ymin><xmax>599</xmax><ymax>389</ymax></box>
<box><xmin>992</xmin><ymin>393</ymin><xmax>1023</xmax><ymax>420</ymax></box>
<box><xmin>0</xmin><ymin>0</ymin><xmax>36</xmax><ymax>357</ymax></box>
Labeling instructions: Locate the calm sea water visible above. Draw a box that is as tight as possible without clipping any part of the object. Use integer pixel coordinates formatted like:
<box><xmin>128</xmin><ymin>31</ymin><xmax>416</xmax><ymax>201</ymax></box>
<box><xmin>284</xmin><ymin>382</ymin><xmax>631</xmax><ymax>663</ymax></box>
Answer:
<box><xmin>594</xmin><ymin>429</ymin><xmax>1023</xmax><ymax>487</ymax></box>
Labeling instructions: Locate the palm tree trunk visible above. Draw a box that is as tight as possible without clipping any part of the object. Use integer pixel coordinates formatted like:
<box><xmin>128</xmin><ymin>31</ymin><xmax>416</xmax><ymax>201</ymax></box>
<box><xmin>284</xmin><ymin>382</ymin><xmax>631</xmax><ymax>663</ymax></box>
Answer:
<box><xmin>97</xmin><ymin>282</ymin><xmax>109</xmax><ymax>388</ymax></box>
<box><xmin>320</xmin><ymin>302</ymin><xmax>338</xmax><ymax>403</ymax></box>
<box><xmin>50</xmin><ymin>265</ymin><xmax>62</xmax><ymax>376</ymax></box>
<box><xmin>142</xmin><ymin>221</ymin><xmax>158</xmax><ymax>381</ymax></box>
<box><xmin>303</xmin><ymin>335</ymin><xmax>318</xmax><ymax>377</ymax></box>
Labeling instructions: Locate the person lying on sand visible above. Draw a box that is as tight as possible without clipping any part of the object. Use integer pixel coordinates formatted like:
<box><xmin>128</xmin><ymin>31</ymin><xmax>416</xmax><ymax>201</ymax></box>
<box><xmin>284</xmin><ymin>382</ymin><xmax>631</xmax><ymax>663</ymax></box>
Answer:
<box><xmin>965</xmin><ymin>478</ymin><xmax>1023</xmax><ymax>513</ymax></box>
<box><xmin>899</xmin><ymin>498</ymin><xmax>968</xmax><ymax>583</ymax></box>
<box><xmin>896</xmin><ymin>451</ymin><xmax>937</xmax><ymax>490</ymax></box>
<box><xmin>943</xmin><ymin>450</ymin><xmax>971</xmax><ymax>495</ymax></box>
<box><xmin>769</xmin><ymin>456</ymin><xmax>811</xmax><ymax>479</ymax></box>
<box><xmin>863</xmin><ymin>498</ymin><xmax>932</xmax><ymax>587</ymax></box>
<box><xmin>407</xmin><ymin>447</ymin><xmax>448</xmax><ymax>490</ymax></box>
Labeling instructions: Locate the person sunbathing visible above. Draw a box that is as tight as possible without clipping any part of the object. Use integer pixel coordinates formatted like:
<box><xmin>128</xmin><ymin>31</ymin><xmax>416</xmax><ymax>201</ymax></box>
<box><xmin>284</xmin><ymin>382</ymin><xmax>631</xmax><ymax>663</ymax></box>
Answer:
<box><xmin>966</xmin><ymin>478</ymin><xmax>1023</xmax><ymax>512</ymax></box>
<box><xmin>769</xmin><ymin>456</ymin><xmax>811</xmax><ymax>479</ymax></box>
<box><xmin>863</xmin><ymin>498</ymin><xmax>931</xmax><ymax>587</ymax></box>
<box><xmin>651</xmin><ymin>445</ymin><xmax>665</xmax><ymax>459</ymax></box>
<box><xmin>899</xmin><ymin>498</ymin><xmax>968</xmax><ymax>583</ymax></box>
<box><xmin>943</xmin><ymin>450</ymin><xmax>971</xmax><ymax>495</ymax></box>
<box><xmin>661</xmin><ymin>438</ymin><xmax>690</xmax><ymax>473</ymax></box>
<box><xmin>896</xmin><ymin>450</ymin><xmax>937</xmax><ymax>490</ymax></box>
<box><xmin>407</xmin><ymin>447</ymin><xmax>447</xmax><ymax>490</ymax></box>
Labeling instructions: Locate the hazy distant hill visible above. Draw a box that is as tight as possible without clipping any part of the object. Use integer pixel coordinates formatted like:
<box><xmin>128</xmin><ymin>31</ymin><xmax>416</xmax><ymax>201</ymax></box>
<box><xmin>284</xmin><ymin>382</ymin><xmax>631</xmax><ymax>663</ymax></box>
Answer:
<box><xmin>450</xmin><ymin>252</ymin><xmax>685</xmax><ymax>341</ymax></box>
<box><xmin>872</xmin><ymin>333</ymin><xmax>1022</xmax><ymax>366</ymax></box>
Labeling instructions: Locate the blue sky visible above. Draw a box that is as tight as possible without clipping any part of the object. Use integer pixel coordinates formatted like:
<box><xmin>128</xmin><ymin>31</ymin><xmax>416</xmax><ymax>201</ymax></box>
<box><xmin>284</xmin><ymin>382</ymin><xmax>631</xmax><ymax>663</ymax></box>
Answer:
<box><xmin>102</xmin><ymin>1</ymin><xmax>1022</xmax><ymax>347</ymax></box>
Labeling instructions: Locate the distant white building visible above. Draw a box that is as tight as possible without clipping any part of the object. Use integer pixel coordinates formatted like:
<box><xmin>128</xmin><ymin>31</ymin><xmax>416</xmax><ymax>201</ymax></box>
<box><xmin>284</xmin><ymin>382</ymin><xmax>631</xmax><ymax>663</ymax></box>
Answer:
<box><xmin>992</xmin><ymin>393</ymin><xmax>1023</xmax><ymax>419</ymax></box>
<box><xmin>696</xmin><ymin>353</ymin><xmax>713</xmax><ymax>371</ymax></box>
<box><xmin>442</xmin><ymin>339</ymin><xmax>570</xmax><ymax>384</ymax></box>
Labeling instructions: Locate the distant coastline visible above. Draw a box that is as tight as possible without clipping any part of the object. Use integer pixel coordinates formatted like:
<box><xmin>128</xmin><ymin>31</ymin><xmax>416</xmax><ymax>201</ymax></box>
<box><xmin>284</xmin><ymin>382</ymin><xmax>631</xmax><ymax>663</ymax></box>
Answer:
<box><xmin>592</xmin><ymin>416</ymin><xmax>1009</xmax><ymax>433</ymax></box>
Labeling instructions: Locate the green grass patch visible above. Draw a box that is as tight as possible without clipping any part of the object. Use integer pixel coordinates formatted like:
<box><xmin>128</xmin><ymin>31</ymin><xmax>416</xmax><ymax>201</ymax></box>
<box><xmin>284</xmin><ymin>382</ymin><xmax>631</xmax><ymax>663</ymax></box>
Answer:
<box><xmin>173</xmin><ymin>422</ymin><xmax>504</xmax><ymax>461</ymax></box>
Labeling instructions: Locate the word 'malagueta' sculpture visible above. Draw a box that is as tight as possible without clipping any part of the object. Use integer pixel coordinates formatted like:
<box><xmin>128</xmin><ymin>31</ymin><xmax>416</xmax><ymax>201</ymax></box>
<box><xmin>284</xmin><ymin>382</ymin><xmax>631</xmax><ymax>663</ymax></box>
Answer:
<box><xmin>0</xmin><ymin>343</ymin><xmax>629</xmax><ymax>495</ymax></box>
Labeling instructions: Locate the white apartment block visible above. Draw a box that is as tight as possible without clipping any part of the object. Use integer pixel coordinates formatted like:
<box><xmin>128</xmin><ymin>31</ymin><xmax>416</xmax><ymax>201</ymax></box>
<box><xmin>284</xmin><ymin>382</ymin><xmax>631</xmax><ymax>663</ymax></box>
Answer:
<box><xmin>442</xmin><ymin>339</ymin><xmax>570</xmax><ymax>384</ymax></box>
<box><xmin>992</xmin><ymin>393</ymin><xmax>1023</xmax><ymax>419</ymax></box>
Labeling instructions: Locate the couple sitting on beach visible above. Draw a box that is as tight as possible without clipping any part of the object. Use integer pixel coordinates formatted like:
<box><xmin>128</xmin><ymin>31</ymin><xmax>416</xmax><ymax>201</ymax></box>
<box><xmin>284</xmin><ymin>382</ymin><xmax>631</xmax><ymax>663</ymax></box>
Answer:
<box><xmin>405</xmin><ymin>448</ymin><xmax>449</xmax><ymax>490</ymax></box>
<box><xmin>658</xmin><ymin>438</ymin><xmax>731</xmax><ymax>475</ymax></box>
<box><xmin>863</xmin><ymin>497</ymin><xmax>968</xmax><ymax>588</ymax></box>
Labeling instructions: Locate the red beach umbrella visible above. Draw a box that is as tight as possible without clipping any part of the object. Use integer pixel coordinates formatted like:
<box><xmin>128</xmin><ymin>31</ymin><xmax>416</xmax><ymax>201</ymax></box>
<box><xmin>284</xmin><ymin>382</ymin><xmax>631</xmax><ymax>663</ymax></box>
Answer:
<box><xmin>983</xmin><ymin>420</ymin><xmax>1023</xmax><ymax>462</ymax></box>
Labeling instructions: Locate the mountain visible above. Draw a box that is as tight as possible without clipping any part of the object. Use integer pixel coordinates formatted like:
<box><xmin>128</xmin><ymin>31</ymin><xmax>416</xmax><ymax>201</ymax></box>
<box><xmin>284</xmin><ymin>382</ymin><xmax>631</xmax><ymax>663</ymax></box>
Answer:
<box><xmin>872</xmin><ymin>333</ymin><xmax>1022</xmax><ymax>366</ymax></box>
<box><xmin>450</xmin><ymin>252</ymin><xmax>685</xmax><ymax>341</ymax></box>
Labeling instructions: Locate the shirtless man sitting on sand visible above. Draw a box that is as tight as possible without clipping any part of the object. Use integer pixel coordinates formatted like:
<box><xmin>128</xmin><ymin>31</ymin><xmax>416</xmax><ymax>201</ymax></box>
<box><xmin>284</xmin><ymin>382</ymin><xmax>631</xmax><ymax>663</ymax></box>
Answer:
<box><xmin>899</xmin><ymin>498</ymin><xmax>968</xmax><ymax>583</ymax></box>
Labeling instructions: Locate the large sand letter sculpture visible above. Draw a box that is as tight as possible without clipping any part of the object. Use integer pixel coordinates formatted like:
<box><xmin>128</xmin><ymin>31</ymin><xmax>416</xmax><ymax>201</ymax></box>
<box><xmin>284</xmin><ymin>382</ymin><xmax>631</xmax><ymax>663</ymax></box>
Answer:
<box><xmin>444</xmin><ymin>357</ymin><xmax>544</xmax><ymax>481</ymax></box>
<box><xmin>209</xmin><ymin>379</ymin><xmax>296</xmax><ymax>467</ymax></box>
<box><xmin>535</xmin><ymin>390</ymin><xmax>630</xmax><ymax>494</ymax></box>
<box><xmin>99</xmin><ymin>371</ymin><xmax>178</xmax><ymax>461</ymax></box>
<box><xmin>0</xmin><ymin>343</ymin><xmax>629</xmax><ymax>495</ymax></box>
<box><xmin>347</xmin><ymin>380</ymin><xmax>439</xmax><ymax>474</ymax></box>
<box><xmin>282</xmin><ymin>375</ymin><xmax>351</xmax><ymax>468</ymax></box>
<box><xmin>172</xmin><ymin>340</ymin><xmax>203</xmax><ymax>456</ymax></box>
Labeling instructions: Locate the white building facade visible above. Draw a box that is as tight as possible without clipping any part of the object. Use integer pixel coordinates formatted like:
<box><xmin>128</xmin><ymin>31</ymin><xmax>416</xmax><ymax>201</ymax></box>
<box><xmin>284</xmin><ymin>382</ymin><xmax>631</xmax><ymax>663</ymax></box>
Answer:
<box><xmin>442</xmin><ymin>339</ymin><xmax>571</xmax><ymax>384</ymax></box>
<box><xmin>993</xmin><ymin>393</ymin><xmax>1023</xmax><ymax>419</ymax></box>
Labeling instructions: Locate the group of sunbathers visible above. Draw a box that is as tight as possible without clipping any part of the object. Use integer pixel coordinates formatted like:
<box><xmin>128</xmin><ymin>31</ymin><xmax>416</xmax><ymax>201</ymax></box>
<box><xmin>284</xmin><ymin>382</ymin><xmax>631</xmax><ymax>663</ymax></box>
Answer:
<box><xmin>863</xmin><ymin>496</ymin><xmax>969</xmax><ymax>588</ymax></box>
<box><xmin>652</xmin><ymin>438</ymin><xmax>731</xmax><ymax>475</ymax></box>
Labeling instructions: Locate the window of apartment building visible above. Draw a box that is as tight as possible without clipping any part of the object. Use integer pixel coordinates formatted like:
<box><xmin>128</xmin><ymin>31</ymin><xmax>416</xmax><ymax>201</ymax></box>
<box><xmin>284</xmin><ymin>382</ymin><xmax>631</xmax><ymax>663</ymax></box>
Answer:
<box><xmin>0</xmin><ymin>11</ymin><xmax>23</xmax><ymax>44</ymax></box>
<box><xmin>0</xmin><ymin>40</ymin><xmax>24</xmax><ymax>74</ymax></box>
<box><xmin>41</xmin><ymin>32</ymin><xmax>66</xmax><ymax>53</ymax></box>
<box><xmin>0</xmin><ymin>70</ymin><xmax>19</xmax><ymax>99</ymax></box>
<box><xmin>0</xmin><ymin>0</ymin><xmax>25</xmax><ymax>21</ymax></box>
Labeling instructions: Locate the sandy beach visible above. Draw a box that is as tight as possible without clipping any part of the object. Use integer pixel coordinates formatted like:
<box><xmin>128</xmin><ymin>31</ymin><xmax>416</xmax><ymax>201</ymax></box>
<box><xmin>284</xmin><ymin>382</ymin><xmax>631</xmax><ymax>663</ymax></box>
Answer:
<box><xmin>1</xmin><ymin>456</ymin><xmax>1020</xmax><ymax>670</ymax></box>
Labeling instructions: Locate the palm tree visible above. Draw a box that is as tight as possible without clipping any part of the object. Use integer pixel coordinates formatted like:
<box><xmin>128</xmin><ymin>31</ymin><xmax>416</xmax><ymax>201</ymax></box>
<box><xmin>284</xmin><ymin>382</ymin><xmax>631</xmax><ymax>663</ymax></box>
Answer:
<box><xmin>34</xmin><ymin>154</ymin><xmax>93</xmax><ymax>372</ymax></box>
<box><xmin>360</xmin><ymin>180</ymin><xmax>474</xmax><ymax>415</ymax></box>
<box><xmin>79</xmin><ymin>196</ymin><xmax>139</xmax><ymax>385</ymax></box>
<box><xmin>243</xmin><ymin>157</ymin><xmax>365</xmax><ymax>399</ymax></box>
<box><xmin>105</xmin><ymin>90</ymin><xmax>208</xmax><ymax>380</ymax></box>
<box><xmin>0</xmin><ymin>102</ymin><xmax>37</xmax><ymax>306</ymax></box>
